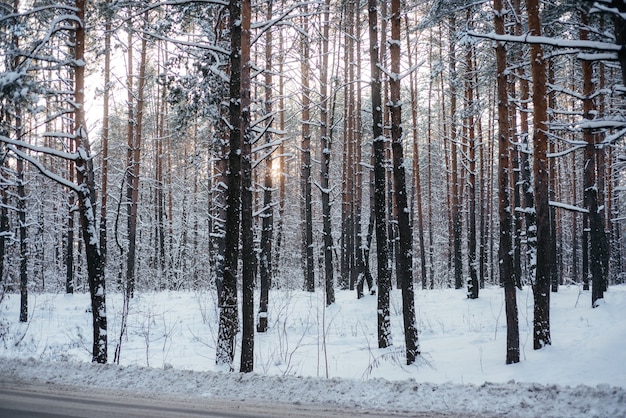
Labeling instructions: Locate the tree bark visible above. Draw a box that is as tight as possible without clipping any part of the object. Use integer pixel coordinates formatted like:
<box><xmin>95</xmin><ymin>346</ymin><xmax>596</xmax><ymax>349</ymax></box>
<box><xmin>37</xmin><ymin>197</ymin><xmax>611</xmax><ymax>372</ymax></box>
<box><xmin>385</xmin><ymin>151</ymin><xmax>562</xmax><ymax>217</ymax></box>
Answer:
<box><xmin>216</xmin><ymin>0</ymin><xmax>244</xmax><ymax>369</ymax></box>
<box><xmin>239</xmin><ymin>0</ymin><xmax>253</xmax><ymax>373</ymax></box>
<box><xmin>526</xmin><ymin>0</ymin><xmax>551</xmax><ymax>350</ymax></box>
<box><xmin>406</xmin><ymin>14</ymin><xmax>427</xmax><ymax>291</ymax></box>
<box><xmin>448</xmin><ymin>16</ymin><xmax>463</xmax><ymax>290</ymax></box>
<box><xmin>495</xmin><ymin>0</ymin><xmax>520</xmax><ymax>364</ymax></box>
<box><xmin>257</xmin><ymin>0</ymin><xmax>274</xmax><ymax>332</ymax></box>
<box><xmin>390</xmin><ymin>0</ymin><xmax>418</xmax><ymax>364</ymax></box>
<box><xmin>320</xmin><ymin>0</ymin><xmax>335</xmax><ymax>306</ymax></box>
<box><xmin>368</xmin><ymin>0</ymin><xmax>391</xmax><ymax>349</ymax></box>
<box><xmin>126</xmin><ymin>18</ymin><xmax>147</xmax><ymax>297</ymax></box>
<box><xmin>75</xmin><ymin>0</ymin><xmax>107</xmax><ymax>363</ymax></box>
<box><xmin>99</xmin><ymin>0</ymin><xmax>111</xmax><ymax>267</ymax></box>
<box><xmin>465</xmin><ymin>34</ymin><xmax>478</xmax><ymax>299</ymax></box>
<box><xmin>17</xmin><ymin>108</ymin><xmax>27</xmax><ymax>322</ymax></box>
<box><xmin>300</xmin><ymin>5</ymin><xmax>315</xmax><ymax>293</ymax></box>
<box><xmin>580</xmin><ymin>12</ymin><xmax>608</xmax><ymax>307</ymax></box>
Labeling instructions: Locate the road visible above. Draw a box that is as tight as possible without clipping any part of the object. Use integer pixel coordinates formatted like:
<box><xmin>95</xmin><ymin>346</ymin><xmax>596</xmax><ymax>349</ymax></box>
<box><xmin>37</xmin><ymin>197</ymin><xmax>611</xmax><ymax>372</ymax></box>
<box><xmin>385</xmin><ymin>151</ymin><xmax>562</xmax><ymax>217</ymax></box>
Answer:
<box><xmin>0</xmin><ymin>383</ymin><xmax>463</xmax><ymax>418</ymax></box>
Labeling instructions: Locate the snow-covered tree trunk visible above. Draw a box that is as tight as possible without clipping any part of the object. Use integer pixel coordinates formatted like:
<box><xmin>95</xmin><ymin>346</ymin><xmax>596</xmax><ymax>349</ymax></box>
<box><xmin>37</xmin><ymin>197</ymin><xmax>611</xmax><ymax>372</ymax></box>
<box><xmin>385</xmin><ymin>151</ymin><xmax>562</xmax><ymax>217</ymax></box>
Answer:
<box><xmin>257</xmin><ymin>0</ymin><xmax>274</xmax><ymax>332</ymax></box>
<box><xmin>464</xmin><ymin>23</ymin><xmax>479</xmax><ymax>300</ymax></box>
<box><xmin>75</xmin><ymin>0</ymin><xmax>107</xmax><ymax>363</ymax></box>
<box><xmin>389</xmin><ymin>0</ymin><xmax>418</xmax><ymax>365</ymax></box>
<box><xmin>319</xmin><ymin>0</ymin><xmax>335</xmax><ymax>306</ymax></box>
<box><xmin>368</xmin><ymin>0</ymin><xmax>391</xmax><ymax>349</ymax></box>
<box><xmin>216</xmin><ymin>0</ymin><xmax>243</xmax><ymax>369</ymax></box>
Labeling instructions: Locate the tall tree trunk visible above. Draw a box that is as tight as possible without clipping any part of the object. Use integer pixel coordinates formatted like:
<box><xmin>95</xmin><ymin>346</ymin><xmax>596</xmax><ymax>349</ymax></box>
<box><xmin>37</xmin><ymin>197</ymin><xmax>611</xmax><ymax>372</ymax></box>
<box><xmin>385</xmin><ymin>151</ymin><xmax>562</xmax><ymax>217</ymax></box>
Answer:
<box><xmin>155</xmin><ymin>42</ymin><xmax>168</xmax><ymax>286</ymax></box>
<box><xmin>75</xmin><ymin>0</ymin><xmax>107</xmax><ymax>363</ymax></box>
<box><xmin>341</xmin><ymin>0</ymin><xmax>355</xmax><ymax>291</ymax></box>
<box><xmin>239</xmin><ymin>0</ymin><xmax>254</xmax><ymax>372</ymax></box>
<box><xmin>547</xmin><ymin>61</ymin><xmax>559</xmax><ymax>293</ymax></box>
<box><xmin>126</xmin><ymin>18</ymin><xmax>147</xmax><ymax>297</ymax></box>
<box><xmin>465</xmin><ymin>35</ymin><xmax>478</xmax><ymax>299</ymax></box>
<box><xmin>66</xmin><ymin>28</ymin><xmax>76</xmax><ymax>294</ymax></box>
<box><xmin>257</xmin><ymin>0</ymin><xmax>274</xmax><ymax>332</ymax></box>
<box><xmin>580</xmin><ymin>13</ymin><xmax>608</xmax><ymax>307</ymax></box>
<box><xmin>66</xmin><ymin>172</ymin><xmax>75</xmax><ymax>294</ymax></box>
<box><xmin>526</xmin><ymin>0</ymin><xmax>551</xmax><ymax>350</ymax></box>
<box><xmin>390</xmin><ymin>0</ymin><xmax>418</xmax><ymax>364</ymax></box>
<box><xmin>65</xmin><ymin>13</ymin><xmax>76</xmax><ymax>294</ymax></box>
<box><xmin>0</xmin><ymin>166</ymin><xmax>7</xmax><ymax>286</ymax></box>
<box><xmin>353</xmin><ymin>4</ymin><xmax>365</xmax><ymax>296</ymax></box>
<box><xmin>439</xmin><ymin>28</ymin><xmax>454</xmax><ymax>285</ymax></box>
<box><xmin>100</xmin><ymin>0</ymin><xmax>111</xmax><ymax>267</ymax></box>
<box><xmin>368</xmin><ymin>0</ymin><xmax>391</xmax><ymax>349</ymax></box>
<box><xmin>357</xmin><ymin>10</ymin><xmax>375</xmax><ymax>298</ymax></box>
<box><xmin>209</xmin><ymin>6</ymin><xmax>229</xmax><ymax>300</ymax></box>
<box><xmin>514</xmin><ymin>0</ymin><xmax>533</xmax><ymax>288</ymax></box>
<box><xmin>216</xmin><ymin>0</ymin><xmax>244</xmax><ymax>369</ymax></box>
<box><xmin>300</xmin><ymin>6</ymin><xmax>315</xmax><ymax>292</ymax></box>
<box><xmin>274</xmin><ymin>27</ymin><xmax>286</xmax><ymax>279</ymax></box>
<box><xmin>495</xmin><ymin>0</ymin><xmax>520</xmax><ymax>364</ymax></box>
<box><xmin>572</xmin><ymin>151</ymin><xmax>579</xmax><ymax>281</ymax></box>
<box><xmin>11</xmin><ymin>2</ymin><xmax>27</xmax><ymax>319</ymax></box>
<box><xmin>449</xmin><ymin>16</ymin><xmax>463</xmax><ymax>290</ymax></box>
<box><xmin>427</xmin><ymin>27</ymin><xmax>436</xmax><ymax>290</ymax></box>
<box><xmin>507</xmin><ymin>57</ymin><xmax>521</xmax><ymax>289</ymax></box>
<box><xmin>320</xmin><ymin>0</ymin><xmax>335</xmax><ymax>306</ymax></box>
<box><xmin>17</xmin><ymin>111</ymin><xmax>27</xmax><ymax>322</ymax></box>
<box><xmin>406</xmin><ymin>14</ymin><xmax>427</xmax><ymax>291</ymax></box>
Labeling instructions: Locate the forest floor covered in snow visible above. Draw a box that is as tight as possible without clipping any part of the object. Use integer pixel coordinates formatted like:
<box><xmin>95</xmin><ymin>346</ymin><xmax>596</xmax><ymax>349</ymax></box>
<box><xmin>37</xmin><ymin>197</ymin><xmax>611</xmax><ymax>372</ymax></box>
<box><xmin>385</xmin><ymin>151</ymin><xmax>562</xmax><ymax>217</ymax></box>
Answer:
<box><xmin>1</xmin><ymin>284</ymin><xmax>625</xmax><ymax>417</ymax></box>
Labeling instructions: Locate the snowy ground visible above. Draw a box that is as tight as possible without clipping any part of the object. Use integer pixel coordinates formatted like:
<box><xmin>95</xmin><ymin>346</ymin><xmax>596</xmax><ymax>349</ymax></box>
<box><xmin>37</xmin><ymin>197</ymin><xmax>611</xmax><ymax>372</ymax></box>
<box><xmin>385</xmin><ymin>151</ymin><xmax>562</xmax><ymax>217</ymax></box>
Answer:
<box><xmin>1</xmin><ymin>284</ymin><xmax>625</xmax><ymax>417</ymax></box>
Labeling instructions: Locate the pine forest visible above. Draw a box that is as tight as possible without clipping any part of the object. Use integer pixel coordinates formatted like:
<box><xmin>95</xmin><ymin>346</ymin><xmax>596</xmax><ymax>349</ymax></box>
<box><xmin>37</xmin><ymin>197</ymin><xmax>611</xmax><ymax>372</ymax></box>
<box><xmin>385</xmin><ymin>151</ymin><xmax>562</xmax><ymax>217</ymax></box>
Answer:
<box><xmin>1</xmin><ymin>0</ymin><xmax>626</xmax><ymax>376</ymax></box>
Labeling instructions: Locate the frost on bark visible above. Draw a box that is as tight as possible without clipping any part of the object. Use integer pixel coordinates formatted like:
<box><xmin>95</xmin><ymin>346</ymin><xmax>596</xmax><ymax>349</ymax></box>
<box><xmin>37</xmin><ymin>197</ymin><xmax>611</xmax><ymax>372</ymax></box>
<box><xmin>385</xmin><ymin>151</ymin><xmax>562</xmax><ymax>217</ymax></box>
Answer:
<box><xmin>216</xmin><ymin>0</ymin><xmax>244</xmax><ymax>369</ymax></box>
<box><xmin>368</xmin><ymin>0</ymin><xmax>391</xmax><ymax>349</ymax></box>
<box><xmin>75</xmin><ymin>0</ymin><xmax>107</xmax><ymax>363</ymax></box>
<box><xmin>319</xmin><ymin>0</ymin><xmax>335</xmax><ymax>306</ymax></box>
<box><xmin>389</xmin><ymin>0</ymin><xmax>418</xmax><ymax>365</ymax></box>
<box><xmin>257</xmin><ymin>0</ymin><xmax>274</xmax><ymax>332</ymax></box>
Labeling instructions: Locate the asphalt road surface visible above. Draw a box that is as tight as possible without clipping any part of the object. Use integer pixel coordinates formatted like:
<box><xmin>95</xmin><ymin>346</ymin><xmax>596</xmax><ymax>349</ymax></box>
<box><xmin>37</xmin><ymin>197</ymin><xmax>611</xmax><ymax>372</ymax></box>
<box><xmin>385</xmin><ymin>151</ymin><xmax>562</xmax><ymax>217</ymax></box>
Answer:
<box><xmin>0</xmin><ymin>383</ymin><xmax>466</xmax><ymax>418</ymax></box>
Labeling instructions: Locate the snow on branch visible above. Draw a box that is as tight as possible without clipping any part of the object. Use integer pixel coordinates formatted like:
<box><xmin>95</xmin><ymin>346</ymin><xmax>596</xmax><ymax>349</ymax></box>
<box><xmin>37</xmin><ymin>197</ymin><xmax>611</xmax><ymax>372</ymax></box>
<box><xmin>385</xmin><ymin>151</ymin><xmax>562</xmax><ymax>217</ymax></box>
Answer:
<box><xmin>6</xmin><ymin>145</ymin><xmax>80</xmax><ymax>193</ymax></box>
<box><xmin>547</xmin><ymin>144</ymin><xmax>585</xmax><ymax>158</ymax></box>
<box><xmin>601</xmin><ymin>127</ymin><xmax>626</xmax><ymax>145</ymax></box>
<box><xmin>251</xmin><ymin>1</ymin><xmax>318</xmax><ymax>46</ymax></box>
<box><xmin>468</xmin><ymin>31</ymin><xmax>622</xmax><ymax>53</ymax></box>
<box><xmin>0</xmin><ymin>135</ymin><xmax>78</xmax><ymax>161</ymax></box>
<box><xmin>591</xmin><ymin>3</ymin><xmax>626</xmax><ymax>20</ymax></box>
<box><xmin>124</xmin><ymin>0</ymin><xmax>229</xmax><ymax>23</ymax></box>
<box><xmin>143</xmin><ymin>31</ymin><xmax>229</xmax><ymax>69</ymax></box>
<box><xmin>0</xmin><ymin>4</ymin><xmax>79</xmax><ymax>24</ymax></box>
<box><xmin>576</xmin><ymin>120</ymin><xmax>626</xmax><ymax>130</ymax></box>
<box><xmin>549</xmin><ymin>200</ymin><xmax>588</xmax><ymax>214</ymax></box>
<box><xmin>377</xmin><ymin>59</ymin><xmax>425</xmax><ymax>82</ymax></box>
